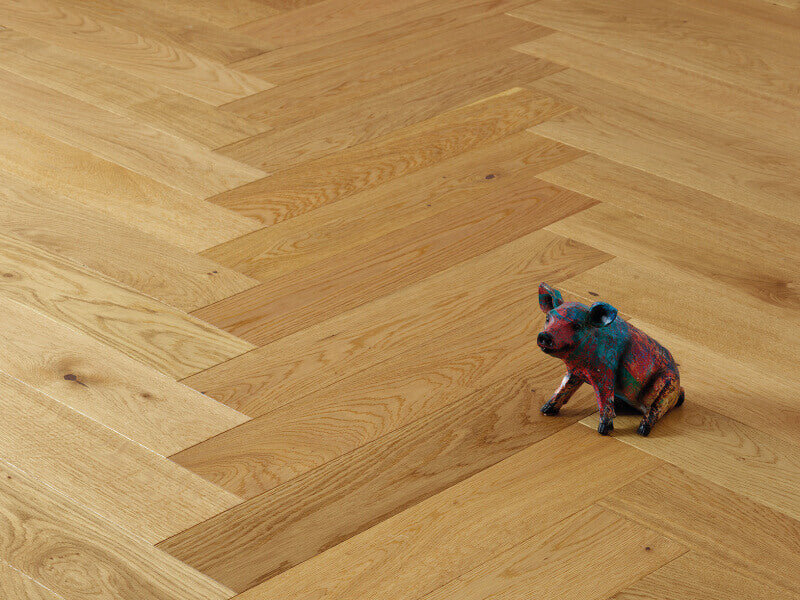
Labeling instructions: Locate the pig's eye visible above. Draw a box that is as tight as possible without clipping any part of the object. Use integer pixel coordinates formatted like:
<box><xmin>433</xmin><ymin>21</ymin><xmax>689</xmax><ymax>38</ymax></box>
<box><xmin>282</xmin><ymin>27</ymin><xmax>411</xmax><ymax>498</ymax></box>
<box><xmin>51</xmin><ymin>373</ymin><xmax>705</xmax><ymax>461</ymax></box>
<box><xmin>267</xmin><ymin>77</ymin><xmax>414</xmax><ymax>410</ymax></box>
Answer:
<box><xmin>545</xmin><ymin>314</ymin><xmax>551</xmax><ymax>324</ymax></box>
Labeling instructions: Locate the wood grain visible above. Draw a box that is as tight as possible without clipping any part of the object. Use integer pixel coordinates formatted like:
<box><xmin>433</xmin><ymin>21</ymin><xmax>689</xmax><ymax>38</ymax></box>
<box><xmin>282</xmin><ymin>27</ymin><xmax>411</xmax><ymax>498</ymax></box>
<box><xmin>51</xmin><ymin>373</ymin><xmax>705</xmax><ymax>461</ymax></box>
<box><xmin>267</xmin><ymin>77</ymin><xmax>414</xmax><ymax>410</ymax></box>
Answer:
<box><xmin>229</xmin><ymin>425</ymin><xmax>661</xmax><ymax>600</ymax></box>
<box><xmin>511</xmin><ymin>0</ymin><xmax>800</xmax><ymax>105</ymax></box>
<box><xmin>0</xmin><ymin>460</ymin><xmax>234</xmax><ymax>600</ymax></box>
<box><xmin>611</xmin><ymin>551</ymin><xmax>799</xmax><ymax>600</ymax></box>
<box><xmin>421</xmin><ymin>505</ymin><xmax>685</xmax><ymax>600</ymax></box>
<box><xmin>159</xmin><ymin>375</ymin><xmax>597</xmax><ymax>590</ymax></box>
<box><xmin>203</xmin><ymin>134</ymin><xmax>582</xmax><ymax>279</ymax></box>
<box><xmin>515</xmin><ymin>32</ymin><xmax>800</xmax><ymax>145</ymax></box>
<box><xmin>145</xmin><ymin>0</ymin><xmax>280</xmax><ymax>29</ymax></box>
<box><xmin>0</xmin><ymin>0</ymin><xmax>273</xmax><ymax>105</ymax></box>
<box><xmin>182</xmin><ymin>231</ymin><xmax>609</xmax><ymax>416</ymax></box>
<box><xmin>196</xmin><ymin>179</ymin><xmax>594</xmax><ymax>345</ymax></box>
<box><xmin>0</xmin><ymin>232</ymin><xmax>254</xmax><ymax>379</ymax></box>
<box><xmin>209</xmin><ymin>88</ymin><xmax>573</xmax><ymax>220</ymax></box>
<box><xmin>601</xmin><ymin>464</ymin><xmax>800</xmax><ymax>594</ymax></box>
<box><xmin>216</xmin><ymin>54</ymin><xmax>563</xmax><ymax>173</ymax></box>
<box><xmin>0</xmin><ymin>560</ymin><xmax>63</xmax><ymax>600</ymax></box>
<box><xmin>529</xmin><ymin>69</ymin><xmax>800</xmax><ymax>224</ymax></box>
<box><xmin>0</xmin><ymin>116</ymin><xmax>260</xmax><ymax>252</ymax></box>
<box><xmin>0</xmin><ymin>170</ymin><xmax>257</xmax><ymax>312</ymax></box>
<box><xmin>0</xmin><ymin>67</ymin><xmax>265</xmax><ymax>196</ymax></box>
<box><xmin>0</xmin><ymin>29</ymin><xmax>268</xmax><ymax>147</ymax></box>
<box><xmin>0</xmin><ymin>373</ymin><xmax>240</xmax><ymax>543</ymax></box>
<box><xmin>0</xmin><ymin>295</ymin><xmax>249</xmax><ymax>456</ymax></box>
<box><xmin>581</xmin><ymin>401</ymin><xmax>800</xmax><ymax>521</ymax></box>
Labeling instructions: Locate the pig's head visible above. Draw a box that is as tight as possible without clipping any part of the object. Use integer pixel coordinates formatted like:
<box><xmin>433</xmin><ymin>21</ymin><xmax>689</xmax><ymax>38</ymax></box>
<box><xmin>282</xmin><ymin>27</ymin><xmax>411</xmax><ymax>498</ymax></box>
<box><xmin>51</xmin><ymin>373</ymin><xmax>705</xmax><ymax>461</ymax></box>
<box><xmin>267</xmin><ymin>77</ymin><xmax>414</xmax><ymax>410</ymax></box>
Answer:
<box><xmin>536</xmin><ymin>283</ymin><xmax>618</xmax><ymax>356</ymax></box>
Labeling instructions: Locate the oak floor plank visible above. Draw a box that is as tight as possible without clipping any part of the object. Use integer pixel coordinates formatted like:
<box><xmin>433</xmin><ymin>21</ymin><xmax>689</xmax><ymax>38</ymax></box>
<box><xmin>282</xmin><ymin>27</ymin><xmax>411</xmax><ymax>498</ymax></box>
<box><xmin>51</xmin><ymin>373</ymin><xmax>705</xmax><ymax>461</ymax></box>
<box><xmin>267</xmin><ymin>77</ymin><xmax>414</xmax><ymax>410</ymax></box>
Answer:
<box><xmin>235</xmin><ymin>0</ymin><xmax>430</xmax><ymax>46</ymax></box>
<box><xmin>54</xmin><ymin>0</ymin><xmax>272</xmax><ymax>64</ymax></box>
<box><xmin>0</xmin><ymin>171</ymin><xmax>258</xmax><ymax>312</ymax></box>
<box><xmin>0</xmin><ymin>560</ymin><xmax>61</xmax><ymax>600</ymax></box>
<box><xmin>559</xmin><ymin>257</ymin><xmax>800</xmax><ymax>384</ymax></box>
<box><xmin>145</xmin><ymin>0</ymin><xmax>280</xmax><ymax>29</ymax></box>
<box><xmin>0</xmin><ymin>116</ymin><xmax>260</xmax><ymax>253</ymax></box>
<box><xmin>0</xmin><ymin>0</ymin><xmax>273</xmax><ymax>105</ymax></box>
<box><xmin>228</xmin><ymin>425</ymin><xmax>662</xmax><ymax>600</ymax></box>
<box><xmin>0</xmin><ymin>460</ymin><xmax>234</xmax><ymax>600</ymax></box>
<box><xmin>0</xmin><ymin>232</ymin><xmax>254</xmax><ymax>379</ymax></box>
<box><xmin>0</xmin><ymin>373</ymin><xmax>240</xmax><ymax>543</ymax></box>
<box><xmin>528</xmin><ymin>70</ymin><xmax>800</xmax><ymax>224</ymax></box>
<box><xmin>0</xmin><ymin>29</ymin><xmax>268</xmax><ymax>147</ymax></box>
<box><xmin>231</xmin><ymin>0</ymin><xmax>533</xmax><ymax>84</ymax></box>
<box><xmin>510</xmin><ymin>0</ymin><xmax>800</xmax><ymax>105</ymax></box>
<box><xmin>610</xmin><ymin>551</ymin><xmax>799</xmax><ymax>600</ymax></box>
<box><xmin>203</xmin><ymin>134</ymin><xmax>582</xmax><ymax>279</ymax></box>
<box><xmin>210</xmin><ymin>88</ymin><xmax>573</xmax><ymax>226</ymax></box>
<box><xmin>222</xmin><ymin>15</ymin><xmax>550</xmax><ymax>130</ymax></box>
<box><xmin>581</xmin><ymin>401</ymin><xmax>800</xmax><ymax>522</ymax></box>
<box><xmin>538</xmin><ymin>155</ymin><xmax>800</xmax><ymax>308</ymax></box>
<box><xmin>0</xmin><ymin>67</ymin><xmax>265</xmax><ymax>197</ymax></box>
<box><xmin>216</xmin><ymin>53</ymin><xmax>563</xmax><ymax>172</ymax></box>
<box><xmin>420</xmin><ymin>505</ymin><xmax>685</xmax><ymax>600</ymax></box>
<box><xmin>0</xmin><ymin>295</ymin><xmax>249</xmax><ymax>456</ymax></box>
<box><xmin>601</xmin><ymin>464</ymin><xmax>800</xmax><ymax>594</ymax></box>
<box><xmin>175</xmin><ymin>261</ymin><xmax>604</xmax><ymax>499</ymax></box>
<box><xmin>159</xmin><ymin>375</ymin><xmax>597</xmax><ymax>590</ymax></box>
<box><xmin>196</xmin><ymin>179</ymin><xmax>594</xmax><ymax>345</ymax></box>
<box><xmin>182</xmin><ymin>231</ymin><xmax>609</xmax><ymax>416</ymax></box>
<box><xmin>515</xmin><ymin>32</ymin><xmax>800</xmax><ymax>146</ymax></box>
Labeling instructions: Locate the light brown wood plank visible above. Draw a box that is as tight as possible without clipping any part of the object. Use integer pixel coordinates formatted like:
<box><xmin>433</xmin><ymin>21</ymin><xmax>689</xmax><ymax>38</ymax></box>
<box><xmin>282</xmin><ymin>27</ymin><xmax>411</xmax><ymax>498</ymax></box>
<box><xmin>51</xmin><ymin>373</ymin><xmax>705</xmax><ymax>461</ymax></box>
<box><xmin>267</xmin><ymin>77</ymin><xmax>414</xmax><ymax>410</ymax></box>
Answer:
<box><xmin>601</xmin><ymin>464</ymin><xmax>800</xmax><ymax>594</ymax></box>
<box><xmin>159</xmin><ymin>375</ymin><xmax>597</xmax><ymax>590</ymax></box>
<box><xmin>222</xmin><ymin>16</ymin><xmax>550</xmax><ymax>130</ymax></box>
<box><xmin>0</xmin><ymin>0</ymin><xmax>273</xmax><ymax>105</ymax></box>
<box><xmin>203</xmin><ymin>134</ymin><xmax>581</xmax><ymax>279</ymax></box>
<box><xmin>611</xmin><ymin>551</ymin><xmax>800</xmax><ymax>600</ymax></box>
<box><xmin>0</xmin><ymin>373</ymin><xmax>240</xmax><ymax>543</ymax></box>
<box><xmin>0</xmin><ymin>560</ymin><xmax>61</xmax><ymax>600</ymax></box>
<box><xmin>0</xmin><ymin>29</ymin><xmax>267</xmax><ymax>147</ymax></box>
<box><xmin>0</xmin><ymin>295</ymin><xmax>249</xmax><ymax>456</ymax></box>
<box><xmin>235</xmin><ymin>0</ymin><xmax>430</xmax><ymax>46</ymax></box>
<box><xmin>210</xmin><ymin>87</ymin><xmax>573</xmax><ymax>227</ymax></box>
<box><xmin>229</xmin><ymin>425</ymin><xmax>662</xmax><ymax>600</ymax></box>
<box><xmin>182</xmin><ymin>231</ymin><xmax>609</xmax><ymax>416</ymax></box>
<box><xmin>54</xmin><ymin>0</ymin><xmax>272</xmax><ymax>64</ymax></box>
<box><xmin>421</xmin><ymin>505</ymin><xmax>685</xmax><ymax>600</ymax></box>
<box><xmin>231</xmin><ymin>0</ymin><xmax>533</xmax><ymax>84</ymax></box>
<box><xmin>196</xmin><ymin>179</ymin><xmax>594</xmax><ymax>345</ymax></box>
<box><xmin>0</xmin><ymin>67</ymin><xmax>265</xmax><ymax>196</ymax></box>
<box><xmin>0</xmin><ymin>232</ymin><xmax>254</xmax><ymax>379</ymax></box>
<box><xmin>560</xmin><ymin>257</ymin><xmax>799</xmax><ymax>384</ymax></box>
<box><xmin>145</xmin><ymin>0</ymin><xmax>280</xmax><ymax>29</ymax></box>
<box><xmin>529</xmin><ymin>69</ymin><xmax>800</xmax><ymax>224</ymax></box>
<box><xmin>0</xmin><ymin>171</ymin><xmax>258</xmax><ymax>312</ymax></box>
<box><xmin>216</xmin><ymin>53</ymin><xmax>563</xmax><ymax>172</ymax></box>
<box><xmin>176</xmin><ymin>258</ymin><xmax>602</xmax><ymax>498</ymax></box>
<box><xmin>515</xmin><ymin>32</ymin><xmax>800</xmax><ymax>145</ymax></box>
<box><xmin>0</xmin><ymin>116</ymin><xmax>260</xmax><ymax>253</ymax></box>
<box><xmin>0</xmin><ymin>460</ymin><xmax>234</xmax><ymax>600</ymax></box>
<box><xmin>581</xmin><ymin>401</ymin><xmax>800</xmax><ymax>521</ymax></box>
<box><xmin>510</xmin><ymin>0</ymin><xmax>800</xmax><ymax>105</ymax></box>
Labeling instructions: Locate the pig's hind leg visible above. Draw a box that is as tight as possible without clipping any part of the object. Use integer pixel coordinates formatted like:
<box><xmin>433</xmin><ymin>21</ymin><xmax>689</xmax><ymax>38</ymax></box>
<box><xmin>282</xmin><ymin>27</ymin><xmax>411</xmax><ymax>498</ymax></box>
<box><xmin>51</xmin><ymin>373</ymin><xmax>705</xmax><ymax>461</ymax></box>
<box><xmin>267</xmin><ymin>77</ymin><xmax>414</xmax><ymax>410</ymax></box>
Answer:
<box><xmin>637</xmin><ymin>376</ymin><xmax>683</xmax><ymax>437</ymax></box>
<box><xmin>540</xmin><ymin>371</ymin><xmax>582</xmax><ymax>415</ymax></box>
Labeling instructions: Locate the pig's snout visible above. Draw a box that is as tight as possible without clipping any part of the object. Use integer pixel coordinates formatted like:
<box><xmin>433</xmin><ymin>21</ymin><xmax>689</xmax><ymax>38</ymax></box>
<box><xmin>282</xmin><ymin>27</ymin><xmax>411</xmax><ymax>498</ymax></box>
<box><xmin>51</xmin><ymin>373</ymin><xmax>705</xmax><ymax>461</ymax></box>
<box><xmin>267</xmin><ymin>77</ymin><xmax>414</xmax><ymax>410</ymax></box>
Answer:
<box><xmin>537</xmin><ymin>331</ymin><xmax>554</xmax><ymax>350</ymax></box>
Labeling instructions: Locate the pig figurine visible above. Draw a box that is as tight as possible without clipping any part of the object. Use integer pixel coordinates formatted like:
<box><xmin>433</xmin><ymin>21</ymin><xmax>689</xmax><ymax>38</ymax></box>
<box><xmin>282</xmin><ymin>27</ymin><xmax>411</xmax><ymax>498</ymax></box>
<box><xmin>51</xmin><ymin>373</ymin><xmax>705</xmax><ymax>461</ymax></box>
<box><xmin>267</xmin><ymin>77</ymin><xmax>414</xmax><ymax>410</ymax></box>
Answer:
<box><xmin>536</xmin><ymin>283</ymin><xmax>684</xmax><ymax>436</ymax></box>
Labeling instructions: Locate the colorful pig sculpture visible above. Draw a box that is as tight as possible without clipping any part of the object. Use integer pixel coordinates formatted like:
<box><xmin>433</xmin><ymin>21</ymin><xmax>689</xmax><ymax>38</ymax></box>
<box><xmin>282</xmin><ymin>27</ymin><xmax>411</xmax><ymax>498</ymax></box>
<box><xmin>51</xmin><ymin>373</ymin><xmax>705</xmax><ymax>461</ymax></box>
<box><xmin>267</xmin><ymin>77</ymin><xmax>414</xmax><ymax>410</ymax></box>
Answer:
<box><xmin>536</xmin><ymin>283</ymin><xmax>684</xmax><ymax>436</ymax></box>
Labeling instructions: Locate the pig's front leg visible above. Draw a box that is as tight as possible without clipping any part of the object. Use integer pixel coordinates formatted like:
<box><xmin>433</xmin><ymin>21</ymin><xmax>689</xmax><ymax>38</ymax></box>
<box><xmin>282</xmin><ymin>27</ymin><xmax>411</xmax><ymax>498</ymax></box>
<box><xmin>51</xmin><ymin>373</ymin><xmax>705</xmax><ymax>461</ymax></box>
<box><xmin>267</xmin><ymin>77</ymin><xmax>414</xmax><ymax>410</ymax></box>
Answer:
<box><xmin>591</xmin><ymin>373</ymin><xmax>616</xmax><ymax>435</ymax></box>
<box><xmin>540</xmin><ymin>371</ymin><xmax>582</xmax><ymax>415</ymax></box>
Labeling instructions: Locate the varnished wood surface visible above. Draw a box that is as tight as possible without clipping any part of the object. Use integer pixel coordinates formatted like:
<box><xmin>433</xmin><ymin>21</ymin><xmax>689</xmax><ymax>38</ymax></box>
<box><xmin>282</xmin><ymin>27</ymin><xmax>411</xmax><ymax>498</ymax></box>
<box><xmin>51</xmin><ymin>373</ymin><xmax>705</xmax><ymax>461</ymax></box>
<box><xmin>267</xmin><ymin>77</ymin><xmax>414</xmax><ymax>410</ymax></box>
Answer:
<box><xmin>0</xmin><ymin>0</ymin><xmax>797</xmax><ymax>597</ymax></box>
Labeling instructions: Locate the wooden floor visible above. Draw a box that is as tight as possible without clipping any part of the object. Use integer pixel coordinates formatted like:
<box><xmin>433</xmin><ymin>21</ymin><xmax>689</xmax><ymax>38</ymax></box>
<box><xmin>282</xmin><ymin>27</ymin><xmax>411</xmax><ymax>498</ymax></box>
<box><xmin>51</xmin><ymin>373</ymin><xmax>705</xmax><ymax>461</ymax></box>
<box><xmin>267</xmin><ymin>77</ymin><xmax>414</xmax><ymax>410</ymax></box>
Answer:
<box><xmin>0</xmin><ymin>0</ymin><xmax>798</xmax><ymax>597</ymax></box>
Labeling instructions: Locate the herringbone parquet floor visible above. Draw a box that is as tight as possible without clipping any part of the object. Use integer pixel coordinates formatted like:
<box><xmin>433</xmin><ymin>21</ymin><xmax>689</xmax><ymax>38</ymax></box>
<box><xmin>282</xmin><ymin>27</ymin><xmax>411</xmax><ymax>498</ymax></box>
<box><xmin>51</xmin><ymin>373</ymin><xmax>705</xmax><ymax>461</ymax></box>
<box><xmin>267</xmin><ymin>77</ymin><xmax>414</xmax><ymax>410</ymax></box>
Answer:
<box><xmin>0</xmin><ymin>0</ymin><xmax>798</xmax><ymax>598</ymax></box>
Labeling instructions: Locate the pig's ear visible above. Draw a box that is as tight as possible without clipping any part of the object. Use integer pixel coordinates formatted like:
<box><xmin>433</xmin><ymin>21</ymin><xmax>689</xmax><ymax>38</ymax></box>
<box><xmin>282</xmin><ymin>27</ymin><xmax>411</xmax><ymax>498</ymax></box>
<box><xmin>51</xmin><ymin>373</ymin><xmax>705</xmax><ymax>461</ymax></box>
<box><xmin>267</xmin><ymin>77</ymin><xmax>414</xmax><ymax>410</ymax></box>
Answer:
<box><xmin>588</xmin><ymin>302</ymin><xmax>618</xmax><ymax>327</ymax></box>
<box><xmin>538</xmin><ymin>283</ymin><xmax>564</xmax><ymax>312</ymax></box>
